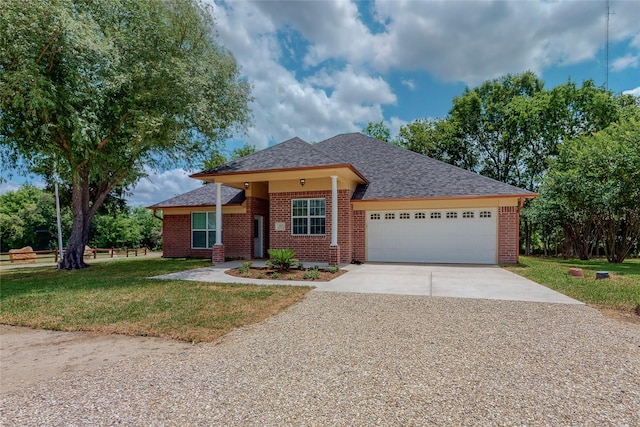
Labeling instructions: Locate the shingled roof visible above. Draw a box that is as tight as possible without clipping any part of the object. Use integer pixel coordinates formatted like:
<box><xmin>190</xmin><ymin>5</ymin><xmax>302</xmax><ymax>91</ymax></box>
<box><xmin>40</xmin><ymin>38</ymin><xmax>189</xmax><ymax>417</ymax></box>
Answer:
<box><xmin>314</xmin><ymin>133</ymin><xmax>534</xmax><ymax>199</ymax></box>
<box><xmin>149</xmin><ymin>183</ymin><xmax>244</xmax><ymax>209</ymax></box>
<box><xmin>193</xmin><ymin>137</ymin><xmax>341</xmax><ymax>176</ymax></box>
<box><xmin>164</xmin><ymin>132</ymin><xmax>533</xmax><ymax>207</ymax></box>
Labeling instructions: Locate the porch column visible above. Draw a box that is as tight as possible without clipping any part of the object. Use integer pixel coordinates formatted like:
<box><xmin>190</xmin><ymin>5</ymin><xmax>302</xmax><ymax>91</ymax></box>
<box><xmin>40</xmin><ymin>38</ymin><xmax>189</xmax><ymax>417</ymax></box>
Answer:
<box><xmin>215</xmin><ymin>182</ymin><xmax>223</xmax><ymax>245</ymax></box>
<box><xmin>330</xmin><ymin>175</ymin><xmax>338</xmax><ymax>247</ymax></box>
<box><xmin>212</xmin><ymin>182</ymin><xmax>225</xmax><ymax>263</ymax></box>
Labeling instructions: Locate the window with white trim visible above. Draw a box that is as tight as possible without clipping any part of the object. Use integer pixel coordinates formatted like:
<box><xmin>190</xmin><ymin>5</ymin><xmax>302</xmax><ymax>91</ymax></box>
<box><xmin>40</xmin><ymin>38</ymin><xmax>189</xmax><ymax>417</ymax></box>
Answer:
<box><xmin>480</xmin><ymin>211</ymin><xmax>492</xmax><ymax>218</ymax></box>
<box><xmin>399</xmin><ymin>212</ymin><xmax>410</xmax><ymax>219</ymax></box>
<box><xmin>292</xmin><ymin>199</ymin><xmax>325</xmax><ymax>235</ymax></box>
<box><xmin>385</xmin><ymin>213</ymin><xmax>395</xmax><ymax>220</ymax></box>
<box><xmin>430</xmin><ymin>212</ymin><xmax>442</xmax><ymax>219</ymax></box>
<box><xmin>462</xmin><ymin>211</ymin><xmax>474</xmax><ymax>218</ymax></box>
<box><xmin>192</xmin><ymin>212</ymin><xmax>216</xmax><ymax>248</ymax></box>
<box><xmin>415</xmin><ymin>212</ymin><xmax>426</xmax><ymax>219</ymax></box>
<box><xmin>370</xmin><ymin>213</ymin><xmax>381</xmax><ymax>220</ymax></box>
<box><xmin>446</xmin><ymin>211</ymin><xmax>458</xmax><ymax>219</ymax></box>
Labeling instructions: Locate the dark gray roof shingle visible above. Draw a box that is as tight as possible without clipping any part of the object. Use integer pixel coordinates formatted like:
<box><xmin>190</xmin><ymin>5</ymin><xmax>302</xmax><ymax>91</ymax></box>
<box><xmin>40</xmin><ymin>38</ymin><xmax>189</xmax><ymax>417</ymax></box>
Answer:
<box><xmin>314</xmin><ymin>133</ymin><xmax>534</xmax><ymax>199</ymax></box>
<box><xmin>148</xmin><ymin>184</ymin><xmax>244</xmax><ymax>208</ymax></box>
<box><xmin>167</xmin><ymin>133</ymin><xmax>533</xmax><ymax>207</ymax></box>
<box><xmin>194</xmin><ymin>137</ymin><xmax>341</xmax><ymax>175</ymax></box>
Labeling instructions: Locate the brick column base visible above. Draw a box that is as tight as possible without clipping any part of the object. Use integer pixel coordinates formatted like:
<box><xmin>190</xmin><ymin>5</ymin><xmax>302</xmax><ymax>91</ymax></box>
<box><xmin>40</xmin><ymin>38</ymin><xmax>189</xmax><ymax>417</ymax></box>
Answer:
<box><xmin>212</xmin><ymin>244</ymin><xmax>225</xmax><ymax>264</ymax></box>
<box><xmin>329</xmin><ymin>245</ymin><xmax>340</xmax><ymax>266</ymax></box>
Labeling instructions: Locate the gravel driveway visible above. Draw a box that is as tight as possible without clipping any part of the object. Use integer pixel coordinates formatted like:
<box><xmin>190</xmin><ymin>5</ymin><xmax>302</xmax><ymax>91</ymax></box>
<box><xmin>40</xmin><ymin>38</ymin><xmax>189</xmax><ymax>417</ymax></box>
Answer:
<box><xmin>2</xmin><ymin>292</ymin><xmax>639</xmax><ymax>426</ymax></box>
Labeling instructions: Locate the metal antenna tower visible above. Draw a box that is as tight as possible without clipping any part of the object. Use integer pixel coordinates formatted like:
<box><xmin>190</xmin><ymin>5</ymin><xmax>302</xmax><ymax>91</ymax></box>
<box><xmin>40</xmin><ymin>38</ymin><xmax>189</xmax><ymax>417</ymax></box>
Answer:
<box><xmin>606</xmin><ymin>0</ymin><xmax>609</xmax><ymax>89</ymax></box>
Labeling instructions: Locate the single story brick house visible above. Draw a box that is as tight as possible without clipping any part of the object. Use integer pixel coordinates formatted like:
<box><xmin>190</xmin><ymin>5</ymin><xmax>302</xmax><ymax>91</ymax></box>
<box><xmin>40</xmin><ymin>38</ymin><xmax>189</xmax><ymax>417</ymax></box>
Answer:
<box><xmin>149</xmin><ymin>133</ymin><xmax>535</xmax><ymax>265</ymax></box>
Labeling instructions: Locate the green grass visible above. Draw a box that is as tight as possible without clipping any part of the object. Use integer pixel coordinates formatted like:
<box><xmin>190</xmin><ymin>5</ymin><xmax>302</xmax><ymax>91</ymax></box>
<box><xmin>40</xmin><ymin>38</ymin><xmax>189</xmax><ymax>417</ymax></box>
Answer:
<box><xmin>505</xmin><ymin>256</ymin><xmax>640</xmax><ymax>313</ymax></box>
<box><xmin>0</xmin><ymin>258</ymin><xmax>312</xmax><ymax>342</ymax></box>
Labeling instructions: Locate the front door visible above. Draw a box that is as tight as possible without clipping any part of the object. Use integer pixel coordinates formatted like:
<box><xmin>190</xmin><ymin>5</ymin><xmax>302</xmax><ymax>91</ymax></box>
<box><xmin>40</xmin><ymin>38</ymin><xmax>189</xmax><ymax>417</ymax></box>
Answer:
<box><xmin>254</xmin><ymin>215</ymin><xmax>264</xmax><ymax>258</ymax></box>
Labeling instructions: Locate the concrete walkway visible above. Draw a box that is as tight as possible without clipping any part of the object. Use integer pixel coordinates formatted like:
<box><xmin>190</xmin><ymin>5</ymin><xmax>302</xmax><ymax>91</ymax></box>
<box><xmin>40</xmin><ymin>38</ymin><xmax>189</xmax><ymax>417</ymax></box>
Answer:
<box><xmin>153</xmin><ymin>261</ymin><xmax>581</xmax><ymax>305</ymax></box>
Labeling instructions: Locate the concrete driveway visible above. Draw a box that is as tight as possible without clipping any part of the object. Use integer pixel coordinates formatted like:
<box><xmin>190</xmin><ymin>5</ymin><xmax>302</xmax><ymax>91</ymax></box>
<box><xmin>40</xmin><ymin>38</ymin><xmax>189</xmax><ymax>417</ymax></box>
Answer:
<box><xmin>317</xmin><ymin>263</ymin><xmax>581</xmax><ymax>304</ymax></box>
<box><xmin>155</xmin><ymin>261</ymin><xmax>581</xmax><ymax>304</ymax></box>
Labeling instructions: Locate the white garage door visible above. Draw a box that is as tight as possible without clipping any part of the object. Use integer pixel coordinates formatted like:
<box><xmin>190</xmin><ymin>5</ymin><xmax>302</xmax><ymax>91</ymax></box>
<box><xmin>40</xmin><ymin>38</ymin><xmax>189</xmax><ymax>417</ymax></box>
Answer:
<box><xmin>366</xmin><ymin>209</ymin><xmax>497</xmax><ymax>264</ymax></box>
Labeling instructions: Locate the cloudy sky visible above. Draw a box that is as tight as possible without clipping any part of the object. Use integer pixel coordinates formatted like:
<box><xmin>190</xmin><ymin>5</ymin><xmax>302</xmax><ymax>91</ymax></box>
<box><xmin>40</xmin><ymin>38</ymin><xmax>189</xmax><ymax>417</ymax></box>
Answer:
<box><xmin>3</xmin><ymin>0</ymin><xmax>639</xmax><ymax>206</ymax></box>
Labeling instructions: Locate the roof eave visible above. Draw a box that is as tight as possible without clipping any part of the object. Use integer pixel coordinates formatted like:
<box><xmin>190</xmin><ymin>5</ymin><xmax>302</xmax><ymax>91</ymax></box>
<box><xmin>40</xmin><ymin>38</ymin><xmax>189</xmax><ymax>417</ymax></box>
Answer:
<box><xmin>191</xmin><ymin>163</ymin><xmax>369</xmax><ymax>184</ymax></box>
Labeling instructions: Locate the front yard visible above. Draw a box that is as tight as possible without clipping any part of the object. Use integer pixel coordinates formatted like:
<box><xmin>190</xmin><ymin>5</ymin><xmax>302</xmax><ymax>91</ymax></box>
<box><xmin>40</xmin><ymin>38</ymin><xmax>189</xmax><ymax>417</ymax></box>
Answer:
<box><xmin>0</xmin><ymin>258</ymin><xmax>312</xmax><ymax>342</ymax></box>
<box><xmin>505</xmin><ymin>256</ymin><xmax>640</xmax><ymax>321</ymax></box>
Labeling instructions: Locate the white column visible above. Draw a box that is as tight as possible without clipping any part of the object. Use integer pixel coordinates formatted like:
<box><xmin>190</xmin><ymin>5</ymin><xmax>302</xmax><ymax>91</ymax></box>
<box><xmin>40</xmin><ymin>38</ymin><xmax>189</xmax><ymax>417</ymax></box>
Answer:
<box><xmin>331</xmin><ymin>175</ymin><xmax>338</xmax><ymax>247</ymax></box>
<box><xmin>215</xmin><ymin>182</ymin><xmax>223</xmax><ymax>245</ymax></box>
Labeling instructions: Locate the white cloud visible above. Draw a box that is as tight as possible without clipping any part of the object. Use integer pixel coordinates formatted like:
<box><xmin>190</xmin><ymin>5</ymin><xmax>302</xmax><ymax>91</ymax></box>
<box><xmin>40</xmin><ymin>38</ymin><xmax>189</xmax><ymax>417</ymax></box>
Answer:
<box><xmin>209</xmin><ymin>1</ymin><xmax>398</xmax><ymax>148</ymax></box>
<box><xmin>388</xmin><ymin>116</ymin><xmax>408</xmax><ymax>139</ymax></box>
<box><xmin>126</xmin><ymin>167</ymin><xmax>201</xmax><ymax>207</ymax></box>
<box><xmin>622</xmin><ymin>86</ymin><xmax>640</xmax><ymax>97</ymax></box>
<box><xmin>612</xmin><ymin>54</ymin><xmax>639</xmax><ymax>71</ymax></box>
<box><xmin>401</xmin><ymin>79</ymin><xmax>415</xmax><ymax>90</ymax></box>
<box><xmin>204</xmin><ymin>0</ymin><xmax>640</xmax><ymax>155</ymax></box>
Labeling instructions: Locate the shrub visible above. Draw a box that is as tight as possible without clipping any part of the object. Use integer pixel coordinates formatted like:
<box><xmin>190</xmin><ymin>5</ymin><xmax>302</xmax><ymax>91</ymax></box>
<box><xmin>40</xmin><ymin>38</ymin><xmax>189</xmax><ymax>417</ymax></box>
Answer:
<box><xmin>238</xmin><ymin>261</ymin><xmax>252</xmax><ymax>275</ymax></box>
<box><xmin>270</xmin><ymin>272</ymin><xmax>281</xmax><ymax>279</ymax></box>
<box><xmin>287</xmin><ymin>274</ymin><xmax>295</xmax><ymax>280</ymax></box>
<box><xmin>303</xmin><ymin>267</ymin><xmax>321</xmax><ymax>280</ymax></box>
<box><xmin>325</xmin><ymin>266</ymin><xmax>339</xmax><ymax>274</ymax></box>
<box><xmin>266</xmin><ymin>248</ymin><xmax>299</xmax><ymax>272</ymax></box>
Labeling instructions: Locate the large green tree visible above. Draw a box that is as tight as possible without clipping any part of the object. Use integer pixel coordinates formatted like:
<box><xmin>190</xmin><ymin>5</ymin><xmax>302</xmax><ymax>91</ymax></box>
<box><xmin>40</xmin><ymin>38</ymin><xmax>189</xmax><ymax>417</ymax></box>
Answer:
<box><xmin>0</xmin><ymin>0</ymin><xmax>251</xmax><ymax>268</ymax></box>
<box><xmin>362</xmin><ymin>120</ymin><xmax>391</xmax><ymax>142</ymax></box>
<box><xmin>0</xmin><ymin>184</ymin><xmax>72</xmax><ymax>252</ymax></box>
<box><xmin>531</xmin><ymin>103</ymin><xmax>640</xmax><ymax>262</ymax></box>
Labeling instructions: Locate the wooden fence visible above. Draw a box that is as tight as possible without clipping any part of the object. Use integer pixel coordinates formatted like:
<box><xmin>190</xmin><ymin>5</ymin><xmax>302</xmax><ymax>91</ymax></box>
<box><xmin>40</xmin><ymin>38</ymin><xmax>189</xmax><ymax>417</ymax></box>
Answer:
<box><xmin>0</xmin><ymin>247</ymin><xmax>148</xmax><ymax>264</ymax></box>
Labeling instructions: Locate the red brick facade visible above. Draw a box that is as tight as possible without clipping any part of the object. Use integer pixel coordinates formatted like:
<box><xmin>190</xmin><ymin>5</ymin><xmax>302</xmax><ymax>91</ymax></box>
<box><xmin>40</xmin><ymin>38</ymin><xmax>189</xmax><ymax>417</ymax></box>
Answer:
<box><xmin>268</xmin><ymin>189</ymin><xmax>351</xmax><ymax>264</ymax></box>
<box><xmin>162</xmin><ymin>196</ymin><xmax>522</xmax><ymax>265</ymax></box>
<box><xmin>498</xmin><ymin>206</ymin><xmax>519</xmax><ymax>264</ymax></box>
<box><xmin>162</xmin><ymin>196</ymin><xmax>269</xmax><ymax>260</ymax></box>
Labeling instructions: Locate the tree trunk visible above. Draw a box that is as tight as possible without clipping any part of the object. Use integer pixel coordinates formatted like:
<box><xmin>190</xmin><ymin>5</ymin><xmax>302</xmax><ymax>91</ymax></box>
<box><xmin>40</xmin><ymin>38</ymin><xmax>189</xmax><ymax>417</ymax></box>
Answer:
<box><xmin>523</xmin><ymin>219</ymin><xmax>532</xmax><ymax>256</ymax></box>
<box><xmin>58</xmin><ymin>168</ymin><xmax>97</xmax><ymax>269</ymax></box>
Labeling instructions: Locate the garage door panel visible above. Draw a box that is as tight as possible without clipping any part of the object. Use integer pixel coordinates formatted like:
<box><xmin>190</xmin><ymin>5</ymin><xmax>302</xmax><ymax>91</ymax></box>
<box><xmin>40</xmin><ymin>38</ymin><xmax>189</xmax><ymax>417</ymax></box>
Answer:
<box><xmin>366</xmin><ymin>209</ymin><xmax>497</xmax><ymax>264</ymax></box>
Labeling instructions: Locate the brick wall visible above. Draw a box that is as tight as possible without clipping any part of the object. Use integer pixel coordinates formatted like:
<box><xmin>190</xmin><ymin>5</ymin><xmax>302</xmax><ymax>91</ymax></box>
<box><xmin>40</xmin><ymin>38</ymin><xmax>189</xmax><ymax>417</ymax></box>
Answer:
<box><xmin>162</xmin><ymin>214</ymin><xmax>212</xmax><ymax>258</ymax></box>
<box><xmin>352</xmin><ymin>209</ymin><xmax>366</xmax><ymax>262</ymax></box>
<box><xmin>161</xmin><ymin>196</ymin><xmax>269</xmax><ymax>260</ymax></box>
<box><xmin>269</xmin><ymin>189</ymin><xmax>351</xmax><ymax>264</ymax></box>
<box><xmin>498</xmin><ymin>206</ymin><xmax>519</xmax><ymax>264</ymax></box>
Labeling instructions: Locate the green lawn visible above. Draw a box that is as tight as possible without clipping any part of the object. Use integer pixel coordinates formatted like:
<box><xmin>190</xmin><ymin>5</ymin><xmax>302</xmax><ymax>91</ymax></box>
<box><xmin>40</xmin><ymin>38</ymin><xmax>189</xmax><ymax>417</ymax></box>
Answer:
<box><xmin>0</xmin><ymin>258</ymin><xmax>312</xmax><ymax>342</ymax></box>
<box><xmin>505</xmin><ymin>256</ymin><xmax>640</xmax><ymax>314</ymax></box>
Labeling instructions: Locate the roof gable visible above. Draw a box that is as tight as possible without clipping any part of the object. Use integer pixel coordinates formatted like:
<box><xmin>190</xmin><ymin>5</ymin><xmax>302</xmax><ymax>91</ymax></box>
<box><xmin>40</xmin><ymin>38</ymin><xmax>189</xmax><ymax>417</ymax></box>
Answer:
<box><xmin>194</xmin><ymin>137</ymin><xmax>341</xmax><ymax>176</ymax></box>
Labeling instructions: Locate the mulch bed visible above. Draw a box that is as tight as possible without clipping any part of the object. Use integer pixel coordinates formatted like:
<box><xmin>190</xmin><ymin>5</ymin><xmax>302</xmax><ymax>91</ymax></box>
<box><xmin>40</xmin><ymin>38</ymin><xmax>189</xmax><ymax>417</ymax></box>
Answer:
<box><xmin>225</xmin><ymin>267</ymin><xmax>346</xmax><ymax>282</ymax></box>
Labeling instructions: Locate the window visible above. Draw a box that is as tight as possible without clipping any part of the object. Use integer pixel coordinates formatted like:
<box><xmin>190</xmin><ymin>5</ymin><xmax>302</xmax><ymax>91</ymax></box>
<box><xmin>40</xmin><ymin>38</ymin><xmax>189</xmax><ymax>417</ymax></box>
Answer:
<box><xmin>385</xmin><ymin>213</ymin><xmax>395</xmax><ymax>220</ymax></box>
<box><xmin>399</xmin><ymin>212</ymin><xmax>410</xmax><ymax>219</ymax></box>
<box><xmin>446</xmin><ymin>211</ymin><xmax>458</xmax><ymax>219</ymax></box>
<box><xmin>292</xmin><ymin>199</ymin><xmax>325</xmax><ymax>235</ymax></box>
<box><xmin>480</xmin><ymin>211</ymin><xmax>492</xmax><ymax>218</ymax></box>
<box><xmin>415</xmin><ymin>212</ymin><xmax>426</xmax><ymax>219</ymax></box>
<box><xmin>463</xmin><ymin>211</ymin><xmax>474</xmax><ymax>219</ymax></box>
<box><xmin>192</xmin><ymin>212</ymin><xmax>216</xmax><ymax>248</ymax></box>
<box><xmin>430</xmin><ymin>212</ymin><xmax>442</xmax><ymax>219</ymax></box>
<box><xmin>370</xmin><ymin>213</ymin><xmax>381</xmax><ymax>220</ymax></box>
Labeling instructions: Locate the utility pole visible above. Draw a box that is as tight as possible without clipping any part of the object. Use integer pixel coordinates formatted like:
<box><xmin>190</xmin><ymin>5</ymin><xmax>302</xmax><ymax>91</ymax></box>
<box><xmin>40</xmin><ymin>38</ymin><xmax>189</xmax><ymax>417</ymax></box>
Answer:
<box><xmin>54</xmin><ymin>163</ymin><xmax>64</xmax><ymax>267</ymax></box>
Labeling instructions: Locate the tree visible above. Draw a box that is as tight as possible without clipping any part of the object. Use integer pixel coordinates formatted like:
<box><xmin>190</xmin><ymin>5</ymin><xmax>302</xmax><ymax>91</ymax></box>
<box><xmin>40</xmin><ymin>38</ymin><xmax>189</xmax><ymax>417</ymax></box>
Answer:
<box><xmin>394</xmin><ymin>118</ymin><xmax>477</xmax><ymax>170</ymax></box>
<box><xmin>231</xmin><ymin>143</ymin><xmax>257</xmax><ymax>160</ymax></box>
<box><xmin>0</xmin><ymin>0</ymin><xmax>251</xmax><ymax>269</ymax></box>
<box><xmin>0</xmin><ymin>185</ymin><xmax>72</xmax><ymax>251</ymax></box>
<box><xmin>531</xmin><ymin>103</ymin><xmax>640</xmax><ymax>262</ymax></box>
<box><xmin>91</xmin><ymin>206</ymin><xmax>161</xmax><ymax>250</ymax></box>
<box><xmin>362</xmin><ymin>121</ymin><xmax>391</xmax><ymax>142</ymax></box>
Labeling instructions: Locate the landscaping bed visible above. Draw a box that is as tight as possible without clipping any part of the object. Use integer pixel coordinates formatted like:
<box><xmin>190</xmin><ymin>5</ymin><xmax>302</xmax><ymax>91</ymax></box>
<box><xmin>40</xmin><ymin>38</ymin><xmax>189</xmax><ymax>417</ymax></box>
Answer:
<box><xmin>225</xmin><ymin>265</ymin><xmax>346</xmax><ymax>282</ymax></box>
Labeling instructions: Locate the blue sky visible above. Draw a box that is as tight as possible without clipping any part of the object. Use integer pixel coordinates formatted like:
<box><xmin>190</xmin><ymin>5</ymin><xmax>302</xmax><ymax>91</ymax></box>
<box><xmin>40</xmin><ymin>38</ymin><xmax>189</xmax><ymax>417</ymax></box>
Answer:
<box><xmin>2</xmin><ymin>0</ymin><xmax>639</xmax><ymax>206</ymax></box>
